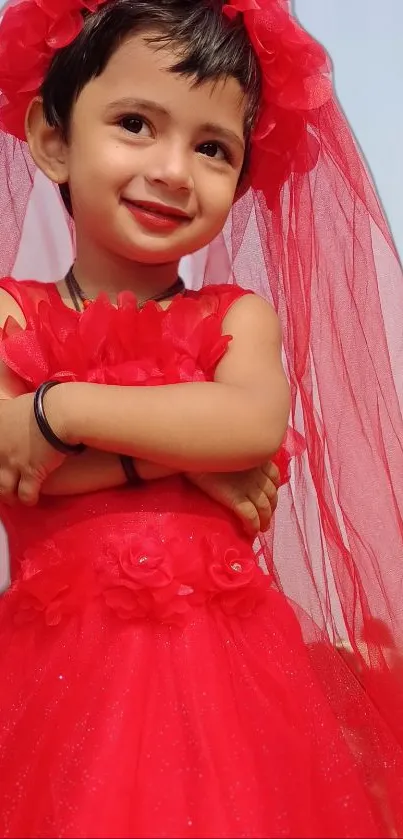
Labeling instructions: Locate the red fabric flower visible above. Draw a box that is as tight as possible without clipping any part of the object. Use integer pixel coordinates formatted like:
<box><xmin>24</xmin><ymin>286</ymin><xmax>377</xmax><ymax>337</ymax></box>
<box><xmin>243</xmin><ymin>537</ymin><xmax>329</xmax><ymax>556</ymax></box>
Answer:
<box><xmin>101</xmin><ymin>533</ymin><xmax>194</xmax><ymax>627</ymax></box>
<box><xmin>0</xmin><ymin>0</ymin><xmax>107</xmax><ymax>139</ymax></box>
<box><xmin>209</xmin><ymin>546</ymin><xmax>258</xmax><ymax>590</ymax></box>
<box><xmin>12</xmin><ymin>542</ymin><xmax>99</xmax><ymax>627</ymax></box>
<box><xmin>114</xmin><ymin>536</ymin><xmax>174</xmax><ymax>588</ymax></box>
<box><xmin>203</xmin><ymin>540</ymin><xmax>269</xmax><ymax>618</ymax></box>
<box><xmin>223</xmin><ymin>0</ymin><xmax>333</xmax><ymax>204</ymax></box>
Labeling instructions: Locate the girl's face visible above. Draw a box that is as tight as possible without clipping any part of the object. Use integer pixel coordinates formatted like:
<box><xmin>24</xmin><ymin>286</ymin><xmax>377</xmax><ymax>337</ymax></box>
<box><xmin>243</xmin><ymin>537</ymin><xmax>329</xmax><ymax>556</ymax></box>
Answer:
<box><xmin>46</xmin><ymin>32</ymin><xmax>247</xmax><ymax>265</ymax></box>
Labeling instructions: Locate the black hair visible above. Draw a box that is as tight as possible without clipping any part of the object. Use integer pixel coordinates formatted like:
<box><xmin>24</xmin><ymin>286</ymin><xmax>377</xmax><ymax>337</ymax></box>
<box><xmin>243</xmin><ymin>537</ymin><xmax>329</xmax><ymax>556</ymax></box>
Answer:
<box><xmin>40</xmin><ymin>0</ymin><xmax>261</xmax><ymax>214</ymax></box>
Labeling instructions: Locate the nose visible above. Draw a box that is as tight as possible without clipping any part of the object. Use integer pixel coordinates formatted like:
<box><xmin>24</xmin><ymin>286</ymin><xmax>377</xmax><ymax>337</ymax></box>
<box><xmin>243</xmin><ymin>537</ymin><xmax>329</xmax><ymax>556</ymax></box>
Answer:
<box><xmin>145</xmin><ymin>139</ymin><xmax>193</xmax><ymax>193</ymax></box>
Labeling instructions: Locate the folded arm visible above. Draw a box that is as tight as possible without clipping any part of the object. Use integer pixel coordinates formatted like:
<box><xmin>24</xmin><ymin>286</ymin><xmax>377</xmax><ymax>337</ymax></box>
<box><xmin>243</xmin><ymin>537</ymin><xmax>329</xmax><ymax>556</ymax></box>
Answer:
<box><xmin>46</xmin><ymin>295</ymin><xmax>290</xmax><ymax>472</ymax></box>
<box><xmin>0</xmin><ymin>290</ymin><xmax>287</xmax><ymax>532</ymax></box>
<box><xmin>41</xmin><ymin>451</ymin><xmax>176</xmax><ymax>495</ymax></box>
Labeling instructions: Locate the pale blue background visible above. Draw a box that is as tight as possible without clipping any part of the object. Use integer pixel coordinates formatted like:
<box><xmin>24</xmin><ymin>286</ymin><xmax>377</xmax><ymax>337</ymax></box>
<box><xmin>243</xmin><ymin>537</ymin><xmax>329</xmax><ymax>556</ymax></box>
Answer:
<box><xmin>294</xmin><ymin>0</ymin><xmax>403</xmax><ymax>256</ymax></box>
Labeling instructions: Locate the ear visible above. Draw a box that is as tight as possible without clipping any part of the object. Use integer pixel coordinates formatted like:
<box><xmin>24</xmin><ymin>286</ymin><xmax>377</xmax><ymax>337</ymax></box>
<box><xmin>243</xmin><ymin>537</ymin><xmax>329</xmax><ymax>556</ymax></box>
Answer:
<box><xmin>25</xmin><ymin>97</ymin><xmax>69</xmax><ymax>184</ymax></box>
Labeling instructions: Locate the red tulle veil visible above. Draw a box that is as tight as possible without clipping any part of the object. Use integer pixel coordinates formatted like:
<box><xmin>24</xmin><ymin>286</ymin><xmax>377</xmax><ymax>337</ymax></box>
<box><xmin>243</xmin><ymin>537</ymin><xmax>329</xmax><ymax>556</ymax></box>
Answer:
<box><xmin>1</xmin><ymin>0</ymin><xmax>403</xmax><ymax>831</ymax></box>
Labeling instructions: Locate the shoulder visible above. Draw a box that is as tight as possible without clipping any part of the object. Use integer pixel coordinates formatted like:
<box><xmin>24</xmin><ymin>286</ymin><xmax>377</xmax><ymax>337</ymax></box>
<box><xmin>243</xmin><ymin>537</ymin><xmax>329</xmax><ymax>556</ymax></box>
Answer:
<box><xmin>190</xmin><ymin>284</ymin><xmax>281</xmax><ymax>341</ymax></box>
<box><xmin>222</xmin><ymin>291</ymin><xmax>281</xmax><ymax>338</ymax></box>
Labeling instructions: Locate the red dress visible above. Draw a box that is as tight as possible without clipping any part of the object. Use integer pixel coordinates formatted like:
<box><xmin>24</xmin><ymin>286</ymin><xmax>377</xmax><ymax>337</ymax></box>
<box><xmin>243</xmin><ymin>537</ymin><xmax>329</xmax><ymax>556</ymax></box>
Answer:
<box><xmin>0</xmin><ymin>279</ymin><xmax>390</xmax><ymax>838</ymax></box>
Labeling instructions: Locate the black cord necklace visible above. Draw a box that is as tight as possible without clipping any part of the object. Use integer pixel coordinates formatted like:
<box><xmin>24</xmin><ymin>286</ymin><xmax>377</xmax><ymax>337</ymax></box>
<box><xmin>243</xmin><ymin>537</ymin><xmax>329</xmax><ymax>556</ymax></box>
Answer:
<box><xmin>64</xmin><ymin>267</ymin><xmax>185</xmax><ymax>313</ymax></box>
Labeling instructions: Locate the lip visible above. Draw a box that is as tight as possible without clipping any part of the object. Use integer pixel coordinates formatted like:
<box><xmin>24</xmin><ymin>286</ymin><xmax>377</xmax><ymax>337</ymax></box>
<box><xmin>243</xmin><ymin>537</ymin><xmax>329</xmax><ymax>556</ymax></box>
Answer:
<box><xmin>123</xmin><ymin>199</ymin><xmax>192</xmax><ymax>233</ymax></box>
<box><xmin>128</xmin><ymin>200</ymin><xmax>192</xmax><ymax>219</ymax></box>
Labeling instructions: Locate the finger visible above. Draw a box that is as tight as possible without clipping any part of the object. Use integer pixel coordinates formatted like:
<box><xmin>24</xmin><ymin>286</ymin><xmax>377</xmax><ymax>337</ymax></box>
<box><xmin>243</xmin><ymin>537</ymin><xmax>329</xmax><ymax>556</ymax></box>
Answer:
<box><xmin>0</xmin><ymin>469</ymin><xmax>20</xmax><ymax>506</ymax></box>
<box><xmin>247</xmin><ymin>487</ymin><xmax>273</xmax><ymax>532</ymax></box>
<box><xmin>231</xmin><ymin>497</ymin><xmax>261</xmax><ymax>537</ymax></box>
<box><xmin>17</xmin><ymin>477</ymin><xmax>40</xmax><ymax>507</ymax></box>
<box><xmin>262</xmin><ymin>461</ymin><xmax>281</xmax><ymax>488</ymax></box>
<box><xmin>256</xmin><ymin>473</ymin><xmax>278</xmax><ymax>515</ymax></box>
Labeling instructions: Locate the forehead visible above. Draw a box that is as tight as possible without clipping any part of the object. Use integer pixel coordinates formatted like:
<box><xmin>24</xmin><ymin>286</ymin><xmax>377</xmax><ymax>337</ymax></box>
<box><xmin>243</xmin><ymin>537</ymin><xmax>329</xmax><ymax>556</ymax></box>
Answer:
<box><xmin>84</xmin><ymin>32</ymin><xmax>247</xmax><ymax>136</ymax></box>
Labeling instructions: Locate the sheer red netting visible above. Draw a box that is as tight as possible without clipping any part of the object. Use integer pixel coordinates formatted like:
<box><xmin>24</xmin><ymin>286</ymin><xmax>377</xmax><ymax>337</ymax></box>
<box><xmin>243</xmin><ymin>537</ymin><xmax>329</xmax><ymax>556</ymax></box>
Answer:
<box><xmin>198</xmin><ymin>99</ymin><xmax>403</xmax><ymax>833</ymax></box>
<box><xmin>1</xmin><ymin>0</ymin><xmax>403</xmax><ymax>834</ymax></box>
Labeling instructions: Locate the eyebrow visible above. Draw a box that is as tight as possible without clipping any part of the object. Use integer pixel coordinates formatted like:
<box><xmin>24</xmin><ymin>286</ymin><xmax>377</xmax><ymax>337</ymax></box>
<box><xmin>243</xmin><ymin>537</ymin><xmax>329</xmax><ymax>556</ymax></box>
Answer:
<box><xmin>105</xmin><ymin>97</ymin><xmax>245</xmax><ymax>152</ymax></box>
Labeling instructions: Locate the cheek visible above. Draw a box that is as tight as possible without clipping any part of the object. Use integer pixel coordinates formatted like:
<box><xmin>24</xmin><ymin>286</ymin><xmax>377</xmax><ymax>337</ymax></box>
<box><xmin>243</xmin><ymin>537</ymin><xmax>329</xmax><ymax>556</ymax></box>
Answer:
<box><xmin>68</xmin><ymin>134</ymin><xmax>134</xmax><ymax>193</ymax></box>
<box><xmin>198</xmin><ymin>174</ymin><xmax>238</xmax><ymax>225</ymax></box>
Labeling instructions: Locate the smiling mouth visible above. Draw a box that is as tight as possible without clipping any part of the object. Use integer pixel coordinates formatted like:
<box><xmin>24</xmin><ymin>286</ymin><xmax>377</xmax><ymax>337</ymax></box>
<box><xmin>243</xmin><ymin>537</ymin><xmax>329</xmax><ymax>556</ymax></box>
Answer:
<box><xmin>123</xmin><ymin>199</ymin><xmax>192</xmax><ymax>221</ymax></box>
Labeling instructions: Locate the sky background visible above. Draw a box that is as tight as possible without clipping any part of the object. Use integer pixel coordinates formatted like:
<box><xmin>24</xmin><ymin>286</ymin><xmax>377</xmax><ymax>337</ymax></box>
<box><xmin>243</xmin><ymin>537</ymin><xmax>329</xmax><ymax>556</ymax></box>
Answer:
<box><xmin>294</xmin><ymin>0</ymin><xmax>403</xmax><ymax>256</ymax></box>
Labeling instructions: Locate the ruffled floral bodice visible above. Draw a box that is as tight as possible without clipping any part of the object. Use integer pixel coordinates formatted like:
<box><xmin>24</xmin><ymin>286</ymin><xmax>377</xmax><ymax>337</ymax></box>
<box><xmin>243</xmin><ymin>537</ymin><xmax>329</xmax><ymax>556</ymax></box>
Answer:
<box><xmin>0</xmin><ymin>281</ymin><xmax>238</xmax><ymax>389</ymax></box>
<box><xmin>0</xmin><ymin>279</ymin><xmax>300</xmax><ymax>628</ymax></box>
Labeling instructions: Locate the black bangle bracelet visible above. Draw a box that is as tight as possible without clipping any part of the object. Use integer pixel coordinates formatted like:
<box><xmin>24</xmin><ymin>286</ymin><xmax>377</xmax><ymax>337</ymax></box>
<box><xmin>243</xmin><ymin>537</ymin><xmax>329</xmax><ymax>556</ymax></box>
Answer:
<box><xmin>119</xmin><ymin>455</ymin><xmax>142</xmax><ymax>485</ymax></box>
<box><xmin>34</xmin><ymin>381</ymin><xmax>86</xmax><ymax>456</ymax></box>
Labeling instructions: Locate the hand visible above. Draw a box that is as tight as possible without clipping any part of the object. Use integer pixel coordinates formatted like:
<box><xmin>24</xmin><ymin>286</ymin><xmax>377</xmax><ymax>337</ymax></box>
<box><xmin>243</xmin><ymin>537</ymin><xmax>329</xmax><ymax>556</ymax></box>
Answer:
<box><xmin>0</xmin><ymin>394</ymin><xmax>65</xmax><ymax>506</ymax></box>
<box><xmin>187</xmin><ymin>462</ymin><xmax>280</xmax><ymax>536</ymax></box>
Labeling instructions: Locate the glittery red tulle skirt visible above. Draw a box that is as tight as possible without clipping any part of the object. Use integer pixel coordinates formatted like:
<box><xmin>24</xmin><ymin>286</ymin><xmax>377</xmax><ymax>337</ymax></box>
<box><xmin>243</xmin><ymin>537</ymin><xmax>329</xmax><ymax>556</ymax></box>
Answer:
<box><xmin>0</xmin><ymin>478</ymin><xmax>396</xmax><ymax>839</ymax></box>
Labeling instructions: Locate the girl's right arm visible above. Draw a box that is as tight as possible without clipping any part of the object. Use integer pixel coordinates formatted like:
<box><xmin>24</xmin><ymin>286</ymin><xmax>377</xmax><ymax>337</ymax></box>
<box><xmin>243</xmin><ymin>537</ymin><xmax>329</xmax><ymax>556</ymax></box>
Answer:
<box><xmin>0</xmin><ymin>289</ymin><xmax>175</xmax><ymax>496</ymax></box>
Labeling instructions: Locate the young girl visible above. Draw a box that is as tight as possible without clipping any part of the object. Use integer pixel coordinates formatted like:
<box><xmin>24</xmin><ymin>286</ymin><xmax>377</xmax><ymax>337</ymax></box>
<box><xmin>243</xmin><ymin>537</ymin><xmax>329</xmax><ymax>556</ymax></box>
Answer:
<box><xmin>0</xmin><ymin>1</ymin><xmax>402</xmax><ymax>837</ymax></box>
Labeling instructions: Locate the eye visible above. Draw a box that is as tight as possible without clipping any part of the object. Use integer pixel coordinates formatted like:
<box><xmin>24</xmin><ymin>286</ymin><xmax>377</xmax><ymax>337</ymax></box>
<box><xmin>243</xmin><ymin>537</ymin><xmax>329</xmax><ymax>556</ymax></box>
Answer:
<box><xmin>197</xmin><ymin>142</ymin><xmax>230</xmax><ymax>162</ymax></box>
<box><xmin>119</xmin><ymin>115</ymin><xmax>152</xmax><ymax>137</ymax></box>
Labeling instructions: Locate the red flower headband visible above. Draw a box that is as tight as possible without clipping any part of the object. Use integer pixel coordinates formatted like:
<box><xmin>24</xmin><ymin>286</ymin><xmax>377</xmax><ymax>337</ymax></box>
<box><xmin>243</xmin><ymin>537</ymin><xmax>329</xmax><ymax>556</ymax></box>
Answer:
<box><xmin>0</xmin><ymin>0</ymin><xmax>333</xmax><ymax>201</ymax></box>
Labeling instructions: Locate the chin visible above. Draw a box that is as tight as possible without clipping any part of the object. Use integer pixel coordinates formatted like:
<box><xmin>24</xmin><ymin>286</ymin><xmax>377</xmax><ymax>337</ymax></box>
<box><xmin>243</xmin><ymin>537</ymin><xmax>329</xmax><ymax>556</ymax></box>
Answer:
<box><xmin>119</xmin><ymin>233</ymin><xmax>205</xmax><ymax>265</ymax></box>
<box><xmin>115</xmin><ymin>240</ymin><xmax>185</xmax><ymax>265</ymax></box>
<box><xmin>133</xmin><ymin>249</ymin><xmax>185</xmax><ymax>266</ymax></box>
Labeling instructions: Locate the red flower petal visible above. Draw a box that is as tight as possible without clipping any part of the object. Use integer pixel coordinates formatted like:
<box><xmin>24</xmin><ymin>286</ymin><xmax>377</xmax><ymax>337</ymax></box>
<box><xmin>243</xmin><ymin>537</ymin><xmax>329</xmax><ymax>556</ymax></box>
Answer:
<box><xmin>103</xmin><ymin>586</ymin><xmax>152</xmax><ymax>620</ymax></box>
<box><xmin>224</xmin><ymin>0</ymin><xmax>333</xmax><ymax>204</ymax></box>
<box><xmin>0</xmin><ymin>0</ymin><xmax>108</xmax><ymax>138</ymax></box>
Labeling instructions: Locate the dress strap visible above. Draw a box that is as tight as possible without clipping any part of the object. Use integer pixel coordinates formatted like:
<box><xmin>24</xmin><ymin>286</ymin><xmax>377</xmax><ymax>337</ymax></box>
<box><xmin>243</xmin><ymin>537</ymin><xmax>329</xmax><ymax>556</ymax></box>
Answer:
<box><xmin>214</xmin><ymin>285</ymin><xmax>254</xmax><ymax>322</ymax></box>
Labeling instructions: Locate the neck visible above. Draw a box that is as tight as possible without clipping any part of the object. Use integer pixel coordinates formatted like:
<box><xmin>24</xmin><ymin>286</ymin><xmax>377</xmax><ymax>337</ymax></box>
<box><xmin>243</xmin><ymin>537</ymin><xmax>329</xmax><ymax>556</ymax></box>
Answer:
<box><xmin>71</xmin><ymin>239</ymin><xmax>180</xmax><ymax>304</ymax></box>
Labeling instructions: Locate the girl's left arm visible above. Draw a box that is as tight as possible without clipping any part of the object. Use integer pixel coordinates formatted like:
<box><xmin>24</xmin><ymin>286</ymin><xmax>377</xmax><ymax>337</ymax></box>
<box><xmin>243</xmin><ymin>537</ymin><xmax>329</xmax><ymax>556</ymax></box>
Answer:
<box><xmin>46</xmin><ymin>295</ymin><xmax>290</xmax><ymax>473</ymax></box>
